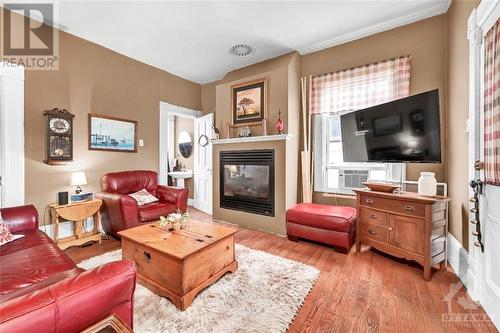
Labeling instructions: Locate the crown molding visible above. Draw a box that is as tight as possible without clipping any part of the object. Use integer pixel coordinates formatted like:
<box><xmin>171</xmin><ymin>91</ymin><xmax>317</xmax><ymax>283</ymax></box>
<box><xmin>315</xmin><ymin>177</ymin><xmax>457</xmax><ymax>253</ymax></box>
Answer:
<box><xmin>298</xmin><ymin>0</ymin><xmax>452</xmax><ymax>55</ymax></box>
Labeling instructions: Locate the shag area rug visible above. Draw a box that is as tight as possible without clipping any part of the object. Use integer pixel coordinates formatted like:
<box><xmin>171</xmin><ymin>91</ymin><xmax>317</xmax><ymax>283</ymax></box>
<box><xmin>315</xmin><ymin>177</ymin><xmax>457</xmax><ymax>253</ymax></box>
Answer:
<box><xmin>78</xmin><ymin>244</ymin><xmax>319</xmax><ymax>333</ymax></box>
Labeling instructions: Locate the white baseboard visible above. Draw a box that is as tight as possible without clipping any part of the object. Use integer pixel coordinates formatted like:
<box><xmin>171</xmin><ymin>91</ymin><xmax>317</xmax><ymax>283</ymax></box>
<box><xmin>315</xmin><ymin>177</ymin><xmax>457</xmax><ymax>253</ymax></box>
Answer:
<box><xmin>41</xmin><ymin>218</ymin><xmax>100</xmax><ymax>241</ymax></box>
<box><xmin>447</xmin><ymin>233</ymin><xmax>471</xmax><ymax>288</ymax></box>
<box><xmin>188</xmin><ymin>198</ymin><xmax>194</xmax><ymax>206</ymax></box>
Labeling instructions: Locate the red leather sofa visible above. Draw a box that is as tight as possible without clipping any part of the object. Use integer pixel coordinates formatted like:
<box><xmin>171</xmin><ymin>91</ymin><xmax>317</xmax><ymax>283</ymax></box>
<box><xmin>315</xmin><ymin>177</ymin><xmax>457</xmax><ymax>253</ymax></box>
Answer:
<box><xmin>0</xmin><ymin>205</ymin><xmax>136</xmax><ymax>333</ymax></box>
<box><xmin>96</xmin><ymin>170</ymin><xmax>189</xmax><ymax>237</ymax></box>
<box><xmin>286</xmin><ymin>203</ymin><xmax>356</xmax><ymax>251</ymax></box>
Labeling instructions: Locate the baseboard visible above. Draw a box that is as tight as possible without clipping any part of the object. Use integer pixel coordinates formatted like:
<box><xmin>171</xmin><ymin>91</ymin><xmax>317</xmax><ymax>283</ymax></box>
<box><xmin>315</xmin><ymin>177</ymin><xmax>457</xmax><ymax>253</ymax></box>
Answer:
<box><xmin>447</xmin><ymin>233</ymin><xmax>471</xmax><ymax>288</ymax></box>
<box><xmin>188</xmin><ymin>198</ymin><xmax>194</xmax><ymax>206</ymax></box>
<box><xmin>40</xmin><ymin>218</ymin><xmax>99</xmax><ymax>241</ymax></box>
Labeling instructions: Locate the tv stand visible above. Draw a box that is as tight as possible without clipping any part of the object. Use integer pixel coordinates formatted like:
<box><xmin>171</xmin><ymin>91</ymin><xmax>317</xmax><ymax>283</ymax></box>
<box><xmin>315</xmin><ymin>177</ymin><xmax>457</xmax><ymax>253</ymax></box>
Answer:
<box><xmin>353</xmin><ymin>189</ymin><xmax>450</xmax><ymax>280</ymax></box>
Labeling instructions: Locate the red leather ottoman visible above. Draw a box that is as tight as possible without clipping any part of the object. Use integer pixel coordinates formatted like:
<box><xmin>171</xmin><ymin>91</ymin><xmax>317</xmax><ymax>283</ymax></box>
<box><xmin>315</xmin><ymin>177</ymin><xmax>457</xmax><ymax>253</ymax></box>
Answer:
<box><xmin>286</xmin><ymin>203</ymin><xmax>356</xmax><ymax>251</ymax></box>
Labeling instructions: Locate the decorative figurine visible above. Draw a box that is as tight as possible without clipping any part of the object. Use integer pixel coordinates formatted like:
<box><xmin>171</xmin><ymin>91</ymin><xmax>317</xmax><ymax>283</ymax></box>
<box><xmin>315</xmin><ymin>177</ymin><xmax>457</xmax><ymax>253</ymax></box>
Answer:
<box><xmin>276</xmin><ymin>109</ymin><xmax>284</xmax><ymax>134</ymax></box>
<box><xmin>211</xmin><ymin>123</ymin><xmax>220</xmax><ymax>140</ymax></box>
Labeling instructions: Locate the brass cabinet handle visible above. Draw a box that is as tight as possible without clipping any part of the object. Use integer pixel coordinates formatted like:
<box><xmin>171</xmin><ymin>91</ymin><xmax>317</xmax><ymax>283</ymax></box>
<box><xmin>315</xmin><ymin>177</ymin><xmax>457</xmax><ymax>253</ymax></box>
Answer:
<box><xmin>144</xmin><ymin>251</ymin><xmax>152</xmax><ymax>263</ymax></box>
<box><xmin>368</xmin><ymin>213</ymin><xmax>377</xmax><ymax>219</ymax></box>
<box><xmin>404</xmin><ymin>205</ymin><xmax>415</xmax><ymax>212</ymax></box>
<box><xmin>365</xmin><ymin>199</ymin><xmax>374</xmax><ymax>204</ymax></box>
<box><xmin>368</xmin><ymin>229</ymin><xmax>376</xmax><ymax>235</ymax></box>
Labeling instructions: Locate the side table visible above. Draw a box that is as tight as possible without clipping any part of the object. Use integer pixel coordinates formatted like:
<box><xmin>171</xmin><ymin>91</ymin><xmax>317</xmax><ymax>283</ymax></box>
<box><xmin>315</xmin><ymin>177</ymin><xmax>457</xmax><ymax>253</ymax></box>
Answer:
<box><xmin>49</xmin><ymin>199</ymin><xmax>102</xmax><ymax>250</ymax></box>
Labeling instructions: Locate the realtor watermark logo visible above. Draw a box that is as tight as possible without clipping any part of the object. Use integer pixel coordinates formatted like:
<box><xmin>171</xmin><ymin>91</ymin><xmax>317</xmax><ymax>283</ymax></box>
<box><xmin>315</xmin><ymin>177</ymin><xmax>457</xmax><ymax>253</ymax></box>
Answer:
<box><xmin>1</xmin><ymin>2</ymin><xmax>59</xmax><ymax>70</ymax></box>
<box><xmin>442</xmin><ymin>280</ymin><xmax>493</xmax><ymax>328</ymax></box>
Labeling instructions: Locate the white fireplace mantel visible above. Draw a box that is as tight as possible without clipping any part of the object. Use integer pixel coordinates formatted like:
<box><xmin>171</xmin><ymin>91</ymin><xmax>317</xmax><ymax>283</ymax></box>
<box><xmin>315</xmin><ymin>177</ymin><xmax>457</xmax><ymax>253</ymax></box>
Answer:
<box><xmin>211</xmin><ymin>134</ymin><xmax>293</xmax><ymax>145</ymax></box>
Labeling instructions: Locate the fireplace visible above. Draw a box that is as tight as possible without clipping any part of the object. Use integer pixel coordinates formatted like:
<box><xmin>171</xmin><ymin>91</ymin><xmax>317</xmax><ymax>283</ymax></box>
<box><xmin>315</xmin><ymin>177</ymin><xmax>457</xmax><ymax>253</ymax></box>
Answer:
<box><xmin>220</xmin><ymin>149</ymin><xmax>275</xmax><ymax>217</ymax></box>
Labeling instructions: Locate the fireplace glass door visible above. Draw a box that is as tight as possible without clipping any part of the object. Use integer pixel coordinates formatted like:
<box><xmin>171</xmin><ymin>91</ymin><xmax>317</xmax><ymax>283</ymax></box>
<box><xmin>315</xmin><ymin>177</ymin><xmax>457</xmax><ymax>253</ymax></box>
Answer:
<box><xmin>220</xmin><ymin>150</ymin><xmax>274</xmax><ymax>216</ymax></box>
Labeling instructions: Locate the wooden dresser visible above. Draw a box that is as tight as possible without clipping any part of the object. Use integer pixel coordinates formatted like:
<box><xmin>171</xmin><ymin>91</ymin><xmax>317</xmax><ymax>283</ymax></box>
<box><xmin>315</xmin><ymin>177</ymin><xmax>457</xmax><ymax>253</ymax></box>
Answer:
<box><xmin>353</xmin><ymin>189</ymin><xmax>450</xmax><ymax>280</ymax></box>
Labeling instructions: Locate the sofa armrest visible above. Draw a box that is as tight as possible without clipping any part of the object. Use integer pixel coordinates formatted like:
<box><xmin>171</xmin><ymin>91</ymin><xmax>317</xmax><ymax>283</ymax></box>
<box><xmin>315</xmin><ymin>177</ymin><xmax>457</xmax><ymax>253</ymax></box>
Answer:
<box><xmin>95</xmin><ymin>192</ymin><xmax>140</xmax><ymax>236</ymax></box>
<box><xmin>156</xmin><ymin>185</ymin><xmax>189</xmax><ymax>213</ymax></box>
<box><xmin>0</xmin><ymin>205</ymin><xmax>39</xmax><ymax>234</ymax></box>
<box><xmin>0</xmin><ymin>260</ymin><xmax>136</xmax><ymax>333</ymax></box>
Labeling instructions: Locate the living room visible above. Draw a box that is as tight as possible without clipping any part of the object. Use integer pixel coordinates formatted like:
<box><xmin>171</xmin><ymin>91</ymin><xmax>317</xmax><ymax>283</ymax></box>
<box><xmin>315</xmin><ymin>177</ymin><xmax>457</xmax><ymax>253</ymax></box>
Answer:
<box><xmin>1</xmin><ymin>1</ymin><xmax>499</xmax><ymax>332</ymax></box>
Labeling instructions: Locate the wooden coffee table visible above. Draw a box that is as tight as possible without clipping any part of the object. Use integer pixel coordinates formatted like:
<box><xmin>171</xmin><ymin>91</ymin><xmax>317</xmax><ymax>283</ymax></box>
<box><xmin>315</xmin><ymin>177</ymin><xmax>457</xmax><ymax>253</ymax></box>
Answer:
<box><xmin>118</xmin><ymin>220</ymin><xmax>238</xmax><ymax>310</ymax></box>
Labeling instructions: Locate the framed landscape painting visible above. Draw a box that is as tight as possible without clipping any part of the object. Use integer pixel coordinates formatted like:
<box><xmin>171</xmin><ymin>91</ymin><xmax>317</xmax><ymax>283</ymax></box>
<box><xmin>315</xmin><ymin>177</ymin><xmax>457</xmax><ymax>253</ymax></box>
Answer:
<box><xmin>88</xmin><ymin>114</ymin><xmax>137</xmax><ymax>152</ymax></box>
<box><xmin>231</xmin><ymin>78</ymin><xmax>266</xmax><ymax>126</ymax></box>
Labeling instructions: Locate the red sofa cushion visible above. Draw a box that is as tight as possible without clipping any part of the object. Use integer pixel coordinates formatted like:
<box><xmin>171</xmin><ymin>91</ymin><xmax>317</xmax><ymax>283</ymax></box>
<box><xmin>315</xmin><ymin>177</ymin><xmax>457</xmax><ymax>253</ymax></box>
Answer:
<box><xmin>138</xmin><ymin>202</ymin><xmax>177</xmax><ymax>222</ymax></box>
<box><xmin>101</xmin><ymin>170</ymin><xmax>158</xmax><ymax>194</ymax></box>
<box><xmin>286</xmin><ymin>203</ymin><xmax>356</xmax><ymax>233</ymax></box>
<box><xmin>0</xmin><ymin>231</ymin><xmax>77</xmax><ymax>295</ymax></box>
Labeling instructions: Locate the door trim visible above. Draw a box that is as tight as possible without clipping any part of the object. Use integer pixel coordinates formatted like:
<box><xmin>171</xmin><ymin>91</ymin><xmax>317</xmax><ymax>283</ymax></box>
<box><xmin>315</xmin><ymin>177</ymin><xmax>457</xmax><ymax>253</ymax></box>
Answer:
<box><xmin>159</xmin><ymin>102</ymin><xmax>201</xmax><ymax>186</ymax></box>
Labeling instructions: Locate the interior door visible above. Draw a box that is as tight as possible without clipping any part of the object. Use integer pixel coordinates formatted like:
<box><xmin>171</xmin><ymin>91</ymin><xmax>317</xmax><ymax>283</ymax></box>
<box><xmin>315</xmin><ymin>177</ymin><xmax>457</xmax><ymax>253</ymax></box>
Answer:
<box><xmin>194</xmin><ymin>113</ymin><xmax>213</xmax><ymax>215</ymax></box>
<box><xmin>468</xmin><ymin>3</ymin><xmax>500</xmax><ymax>329</ymax></box>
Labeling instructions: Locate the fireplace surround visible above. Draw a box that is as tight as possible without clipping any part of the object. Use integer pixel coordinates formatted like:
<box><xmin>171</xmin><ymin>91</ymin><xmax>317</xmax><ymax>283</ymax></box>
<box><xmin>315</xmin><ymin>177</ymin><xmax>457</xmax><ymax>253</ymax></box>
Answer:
<box><xmin>220</xmin><ymin>149</ymin><xmax>275</xmax><ymax>217</ymax></box>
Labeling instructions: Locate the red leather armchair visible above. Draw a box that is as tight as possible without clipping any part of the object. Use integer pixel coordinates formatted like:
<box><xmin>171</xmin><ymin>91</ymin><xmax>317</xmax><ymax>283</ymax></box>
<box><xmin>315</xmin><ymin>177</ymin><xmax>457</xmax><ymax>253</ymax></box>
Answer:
<box><xmin>96</xmin><ymin>170</ymin><xmax>189</xmax><ymax>237</ymax></box>
<box><xmin>0</xmin><ymin>205</ymin><xmax>136</xmax><ymax>333</ymax></box>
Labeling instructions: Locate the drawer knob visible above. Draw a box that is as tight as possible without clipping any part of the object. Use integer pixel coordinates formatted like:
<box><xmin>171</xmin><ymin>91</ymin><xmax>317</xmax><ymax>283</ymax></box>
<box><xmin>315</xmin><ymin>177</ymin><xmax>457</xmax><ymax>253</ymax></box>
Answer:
<box><xmin>368</xmin><ymin>214</ymin><xmax>377</xmax><ymax>219</ymax></box>
<box><xmin>404</xmin><ymin>205</ymin><xmax>415</xmax><ymax>212</ymax></box>
<box><xmin>144</xmin><ymin>251</ymin><xmax>152</xmax><ymax>263</ymax></box>
<box><xmin>368</xmin><ymin>229</ymin><xmax>376</xmax><ymax>235</ymax></box>
<box><xmin>365</xmin><ymin>199</ymin><xmax>374</xmax><ymax>204</ymax></box>
<box><xmin>388</xmin><ymin>227</ymin><xmax>393</xmax><ymax>231</ymax></box>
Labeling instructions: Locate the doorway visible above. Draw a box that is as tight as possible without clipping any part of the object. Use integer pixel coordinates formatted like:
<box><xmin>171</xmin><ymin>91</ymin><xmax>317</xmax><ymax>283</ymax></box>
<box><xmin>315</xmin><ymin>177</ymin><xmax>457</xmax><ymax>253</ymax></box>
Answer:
<box><xmin>159</xmin><ymin>102</ymin><xmax>213</xmax><ymax>215</ymax></box>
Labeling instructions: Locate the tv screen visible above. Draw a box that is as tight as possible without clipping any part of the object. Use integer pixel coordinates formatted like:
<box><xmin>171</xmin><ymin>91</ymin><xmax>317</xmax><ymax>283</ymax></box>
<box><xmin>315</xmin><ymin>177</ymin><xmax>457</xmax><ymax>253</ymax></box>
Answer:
<box><xmin>340</xmin><ymin>89</ymin><xmax>441</xmax><ymax>163</ymax></box>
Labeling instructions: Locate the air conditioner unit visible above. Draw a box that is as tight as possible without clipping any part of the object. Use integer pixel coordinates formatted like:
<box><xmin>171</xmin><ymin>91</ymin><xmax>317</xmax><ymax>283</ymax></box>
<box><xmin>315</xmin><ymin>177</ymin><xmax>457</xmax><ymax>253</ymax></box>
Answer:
<box><xmin>340</xmin><ymin>169</ymin><xmax>369</xmax><ymax>189</ymax></box>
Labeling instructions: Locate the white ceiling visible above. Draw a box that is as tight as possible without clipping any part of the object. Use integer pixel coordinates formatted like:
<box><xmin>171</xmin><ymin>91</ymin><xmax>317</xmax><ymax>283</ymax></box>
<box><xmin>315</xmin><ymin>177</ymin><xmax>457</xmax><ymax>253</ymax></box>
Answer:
<box><xmin>55</xmin><ymin>1</ymin><xmax>451</xmax><ymax>84</ymax></box>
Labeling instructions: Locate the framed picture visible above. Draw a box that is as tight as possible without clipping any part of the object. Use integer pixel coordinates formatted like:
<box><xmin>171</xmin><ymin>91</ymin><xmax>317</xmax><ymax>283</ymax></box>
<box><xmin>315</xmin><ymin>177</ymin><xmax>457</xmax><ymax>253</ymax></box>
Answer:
<box><xmin>231</xmin><ymin>78</ymin><xmax>266</xmax><ymax>126</ymax></box>
<box><xmin>88</xmin><ymin>114</ymin><xmax>138</xmax><ymax>153</ymax></box>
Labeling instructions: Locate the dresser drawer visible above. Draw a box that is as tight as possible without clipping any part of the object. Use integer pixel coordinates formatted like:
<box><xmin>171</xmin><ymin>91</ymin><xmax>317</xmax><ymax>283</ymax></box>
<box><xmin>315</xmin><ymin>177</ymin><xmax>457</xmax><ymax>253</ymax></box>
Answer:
<box><xmin>359</xmin><ymin>222</ymin><xmax>388</xmax><ymax>243</ymax></box>
<box><xmin>359</xmin><ymin>207</ymin><xmax>388</xmax><ymax>226</ymax></box>
<box><xmin>360</xmin><ymin>195</ymin><xmax>425</xmax><ymax>217</ymax></box>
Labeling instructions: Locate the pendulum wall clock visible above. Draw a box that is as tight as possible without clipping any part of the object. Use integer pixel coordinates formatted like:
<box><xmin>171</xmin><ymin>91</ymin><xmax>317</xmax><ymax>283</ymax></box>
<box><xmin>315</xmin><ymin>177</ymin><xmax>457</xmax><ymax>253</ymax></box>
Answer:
<box><xmin>43</xmin><ymin>108</ymin><xmax>75</xmax><ymax>165</ymax></box>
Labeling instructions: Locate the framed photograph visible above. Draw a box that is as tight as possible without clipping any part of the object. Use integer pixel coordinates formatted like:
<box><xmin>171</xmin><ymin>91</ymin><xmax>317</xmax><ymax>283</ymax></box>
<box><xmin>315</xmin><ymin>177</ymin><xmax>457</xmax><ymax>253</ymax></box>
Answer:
<box><xmin>88</xmin><ymin>114</ymin><xmax>138</xmax><ymax>152</ymax></box>
<box><xmin>231</xmin><ymin>78</ymin><xmax>266</xmax><ymax>126</ymax></box>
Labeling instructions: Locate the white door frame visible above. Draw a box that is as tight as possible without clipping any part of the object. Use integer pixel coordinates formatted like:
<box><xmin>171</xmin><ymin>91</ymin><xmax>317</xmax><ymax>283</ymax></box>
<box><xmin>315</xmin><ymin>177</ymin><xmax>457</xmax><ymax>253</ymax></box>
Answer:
<box><xmin>0</xmin><ymin>63</ymin><xmax>25</xmax><ymax>208</ymax></box>
<box><xmin>159</xmin><ymin>102</ymin><xmax>201</xmax><ymax>204</ymax></box>
<box><xmin>467</xmin><ymin>2</ymin><xmax>500</xmax><ymax>329</ymax></box>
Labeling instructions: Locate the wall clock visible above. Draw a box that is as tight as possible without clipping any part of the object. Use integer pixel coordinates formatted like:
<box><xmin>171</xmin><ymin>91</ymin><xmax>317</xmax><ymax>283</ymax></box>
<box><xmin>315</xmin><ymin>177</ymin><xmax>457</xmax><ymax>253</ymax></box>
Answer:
<box><xmin>43</xmin><ymin>108</ymin><xmax>75</xmax><ymax>165</ymax></box>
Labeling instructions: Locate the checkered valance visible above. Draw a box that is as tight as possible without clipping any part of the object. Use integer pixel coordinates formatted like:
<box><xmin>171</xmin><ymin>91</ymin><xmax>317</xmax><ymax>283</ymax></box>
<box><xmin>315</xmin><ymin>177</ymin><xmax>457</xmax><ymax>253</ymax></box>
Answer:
<box><xmin>484</xmin><ymin>20</ymin><xmax>500</xmax><ymax>185</ymax></box>
<box><xmin>310</xmin><ymin>56</ymin><xmax>411</xmax><ymax>114</ymax></box>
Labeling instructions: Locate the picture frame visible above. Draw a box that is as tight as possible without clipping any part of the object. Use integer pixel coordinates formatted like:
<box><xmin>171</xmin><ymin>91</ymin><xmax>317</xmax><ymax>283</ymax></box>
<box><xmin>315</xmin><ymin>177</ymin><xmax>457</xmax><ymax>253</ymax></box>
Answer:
<box><xmin>231</xmin><ymin>78</ymin><xmax>267</xmax><ymax>126</ymax></box>
<box><xmin>88</xmin><ymin>113</ymin><xmax>138</xmax><ymax>153</ymax></box>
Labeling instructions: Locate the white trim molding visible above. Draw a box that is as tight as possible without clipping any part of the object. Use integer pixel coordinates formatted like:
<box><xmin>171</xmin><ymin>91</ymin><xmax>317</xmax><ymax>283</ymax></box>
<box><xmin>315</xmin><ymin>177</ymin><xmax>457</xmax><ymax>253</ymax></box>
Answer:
<box><xmin>447</xmin><ymin>234</ymin><xmax>472</xmax><ymax>288</ymax></box>
<box><xmin>0</xmin><ymin>63</ymin><xmax>25</xmax><ymax>208</ymax></box>
<box><xmin>211</xmin><ymin>134</ymin><xmax>293</xmax><ymax>145</ymax></box>
<box><xmin>298</xmin><ymin>0</ymin><xmax>451</xmax><ymax>55</ymax></box>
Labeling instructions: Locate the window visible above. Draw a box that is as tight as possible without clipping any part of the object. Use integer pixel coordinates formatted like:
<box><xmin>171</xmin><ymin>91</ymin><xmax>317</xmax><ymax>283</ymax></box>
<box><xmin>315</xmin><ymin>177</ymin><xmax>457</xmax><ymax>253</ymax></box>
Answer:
<box><xmin>312</xmin><ymin>56</ymin><xmax>410</xmax><ymax>194</ymax></box>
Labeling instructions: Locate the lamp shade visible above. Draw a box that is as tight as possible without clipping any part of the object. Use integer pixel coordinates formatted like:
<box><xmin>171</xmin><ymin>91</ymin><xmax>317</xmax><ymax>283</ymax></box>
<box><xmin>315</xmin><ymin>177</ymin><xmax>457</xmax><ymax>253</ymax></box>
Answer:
<box><xmin>69</xmin><ymin>172</ymin><xmax>87</xmax><ymax>186</ymax></box>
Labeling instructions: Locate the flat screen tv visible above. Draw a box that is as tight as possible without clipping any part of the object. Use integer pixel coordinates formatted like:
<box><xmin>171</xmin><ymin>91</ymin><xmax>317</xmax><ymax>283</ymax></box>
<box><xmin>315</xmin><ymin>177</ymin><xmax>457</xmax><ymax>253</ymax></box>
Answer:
<box><xmin>340</xmin><ymin>89</ymin><xmax>441</xmax><ymax>163</ymax></box>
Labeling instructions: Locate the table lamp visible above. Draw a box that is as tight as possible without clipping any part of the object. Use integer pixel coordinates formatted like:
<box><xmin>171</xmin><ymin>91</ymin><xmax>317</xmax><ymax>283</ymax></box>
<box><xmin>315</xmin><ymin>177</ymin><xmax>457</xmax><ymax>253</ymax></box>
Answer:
<box><xmin>69</xmin><ymin>171</ymin><xmax>87</xmax><ymax>194</ymax></box>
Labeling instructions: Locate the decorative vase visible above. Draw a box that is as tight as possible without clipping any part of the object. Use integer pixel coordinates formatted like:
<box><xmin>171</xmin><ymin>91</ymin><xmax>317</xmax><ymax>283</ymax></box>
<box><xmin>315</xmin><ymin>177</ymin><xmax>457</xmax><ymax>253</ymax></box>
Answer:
<box><xmin>418</xmin><ymin>172</ymin><xmax>437</xmax><ymax>196</ymax></box>
<box><xmin>276</xmin><ymin>109</ymin><xmax>284</xmax><ymax>134</ymax></box>
<box><xmin>181</xmin><ymin>212</ymin><xmax>190</xmax><ymax>229</ymax></box>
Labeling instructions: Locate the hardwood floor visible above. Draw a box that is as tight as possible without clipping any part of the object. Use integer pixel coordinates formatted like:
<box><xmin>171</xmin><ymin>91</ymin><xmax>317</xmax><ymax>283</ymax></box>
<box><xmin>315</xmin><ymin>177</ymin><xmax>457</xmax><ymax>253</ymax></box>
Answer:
<box><xmin>65</xmin><ymin>208</ymin><xmax>498</xmax><ymax>333</ymax></box>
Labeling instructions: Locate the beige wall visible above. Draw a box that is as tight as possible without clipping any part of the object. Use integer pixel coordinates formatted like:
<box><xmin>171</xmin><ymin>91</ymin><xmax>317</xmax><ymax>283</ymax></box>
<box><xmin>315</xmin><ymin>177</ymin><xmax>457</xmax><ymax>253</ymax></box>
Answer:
<box><xmin>446</xmin><ymin>0</ymin><xmax>480</xmax><ymax>249</ymax></box>
<box><xmin>25</xmin><ymin>29</ymin><xmax>201</xmax><ymax>222</ymax></box>
<box><xmin>302</xmin><ymin>14</ymin><xmax>448</xmax><ymax>183</ymax></box>
<box><xmin>174</xmin><ymin>116</ymin><xmax>195</xmax><ymax>199</ymax></box>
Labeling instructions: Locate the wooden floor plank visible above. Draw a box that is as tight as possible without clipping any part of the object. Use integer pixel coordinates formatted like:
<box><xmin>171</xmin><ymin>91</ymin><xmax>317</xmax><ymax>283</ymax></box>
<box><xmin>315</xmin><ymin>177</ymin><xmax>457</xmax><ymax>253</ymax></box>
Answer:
<box><xmin>65</xmin><ymin>207</ymin><xmax>498</xmax><ymax>333</ymax></box>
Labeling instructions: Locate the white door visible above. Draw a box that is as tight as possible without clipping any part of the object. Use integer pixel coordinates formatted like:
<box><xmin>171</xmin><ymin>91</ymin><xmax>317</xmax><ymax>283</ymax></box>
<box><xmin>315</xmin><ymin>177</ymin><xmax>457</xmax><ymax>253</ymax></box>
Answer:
<box><xmin>468</xmin><ymin>3</ymin><xmax>500</xmax><ymax>330</ymax></box>
<box><xmin>194</xmin><ymin>113</ymin><xmax>213</xmax><ymax>215</ymax></box>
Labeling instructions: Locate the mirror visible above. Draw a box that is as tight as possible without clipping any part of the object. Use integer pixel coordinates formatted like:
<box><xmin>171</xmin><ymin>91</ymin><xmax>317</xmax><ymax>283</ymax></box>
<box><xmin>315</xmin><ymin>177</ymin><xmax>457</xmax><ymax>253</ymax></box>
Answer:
<box><xmin>178</xmin><ymin>130</ymin><xmax>193</xmax><ymax>158</ymax></box>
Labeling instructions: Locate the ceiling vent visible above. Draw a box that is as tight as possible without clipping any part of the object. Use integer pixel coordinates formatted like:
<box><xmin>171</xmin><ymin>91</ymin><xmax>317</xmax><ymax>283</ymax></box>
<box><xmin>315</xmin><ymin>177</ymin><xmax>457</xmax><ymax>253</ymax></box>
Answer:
<box><xmin>229</xmin><ymin>44</ymin><xmax>255</xmax><ymax>57</ymax></box>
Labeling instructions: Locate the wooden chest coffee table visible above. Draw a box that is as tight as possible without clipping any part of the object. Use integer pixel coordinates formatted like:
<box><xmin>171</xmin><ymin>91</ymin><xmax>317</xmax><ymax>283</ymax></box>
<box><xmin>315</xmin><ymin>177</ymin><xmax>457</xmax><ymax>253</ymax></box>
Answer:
<box><xmin>118</xmin><ymin>220</ymin><xmax>238</xmax><ymax>310</ymax></box>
